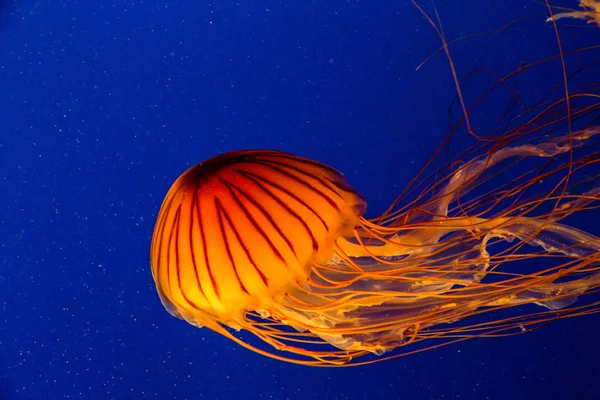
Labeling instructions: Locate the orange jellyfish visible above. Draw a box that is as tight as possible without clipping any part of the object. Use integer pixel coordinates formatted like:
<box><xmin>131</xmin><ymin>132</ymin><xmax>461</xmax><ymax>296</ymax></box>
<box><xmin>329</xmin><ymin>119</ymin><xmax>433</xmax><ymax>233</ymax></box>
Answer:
<box><xmin>546</xmin><ymin>0</ymin><xmax>600</xmax><ymax>26</ymax></box>
<box><xmin>150</xmin><ymin>7</ymin><xmax>600</xmax><ymax>366</ymax></box>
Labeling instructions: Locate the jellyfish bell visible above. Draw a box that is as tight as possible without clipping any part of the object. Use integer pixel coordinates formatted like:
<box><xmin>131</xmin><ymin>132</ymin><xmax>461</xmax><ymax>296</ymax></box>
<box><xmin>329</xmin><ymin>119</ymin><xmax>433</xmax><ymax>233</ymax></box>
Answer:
<box><xmin>150</xmin><ymin>150</ymin><xmax>367</xmax><ymax>332</ymax></box>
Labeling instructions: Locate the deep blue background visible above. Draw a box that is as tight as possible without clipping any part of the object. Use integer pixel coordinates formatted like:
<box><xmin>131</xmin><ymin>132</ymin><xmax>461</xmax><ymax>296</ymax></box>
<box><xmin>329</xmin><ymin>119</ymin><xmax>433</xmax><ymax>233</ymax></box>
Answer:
<box><xmin>1</xmin><ymin>1</ymin><xmax>599</xmax><ymax>399</ymax></box>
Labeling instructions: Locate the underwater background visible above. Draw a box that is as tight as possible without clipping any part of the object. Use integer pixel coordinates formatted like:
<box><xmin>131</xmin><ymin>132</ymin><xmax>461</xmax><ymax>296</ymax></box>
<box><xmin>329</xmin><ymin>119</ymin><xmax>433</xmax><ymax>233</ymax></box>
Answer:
<box><xmin>1</xmin><ymin>0</ymin><xmax>599</xmax><ymax>399</ymax></box>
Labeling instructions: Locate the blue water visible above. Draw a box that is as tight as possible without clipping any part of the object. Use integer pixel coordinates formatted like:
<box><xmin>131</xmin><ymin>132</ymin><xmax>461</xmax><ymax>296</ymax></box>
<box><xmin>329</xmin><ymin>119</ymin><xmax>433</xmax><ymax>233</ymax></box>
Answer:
<box><xmin>1</xmin><ymin>0</ymin><xmax>599</xmax><ymax>399</ymax></box>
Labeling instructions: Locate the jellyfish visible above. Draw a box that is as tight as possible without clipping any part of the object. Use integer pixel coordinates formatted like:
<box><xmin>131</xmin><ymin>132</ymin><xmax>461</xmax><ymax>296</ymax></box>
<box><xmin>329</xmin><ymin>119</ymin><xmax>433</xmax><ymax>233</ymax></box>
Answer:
<box><xmin>546</xmin><ymin>0</ymin><xmax>600</xmax><ymax>26</ymax></box>
<box><xmin>150</xmin><ymin>128</ymin><xmax>600</xmax><ymax>365</ymax></box>
<box><xmin>150</xmin><ymin>8</ymin><xmax>600</xmax><ymax>367</ymax></box>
